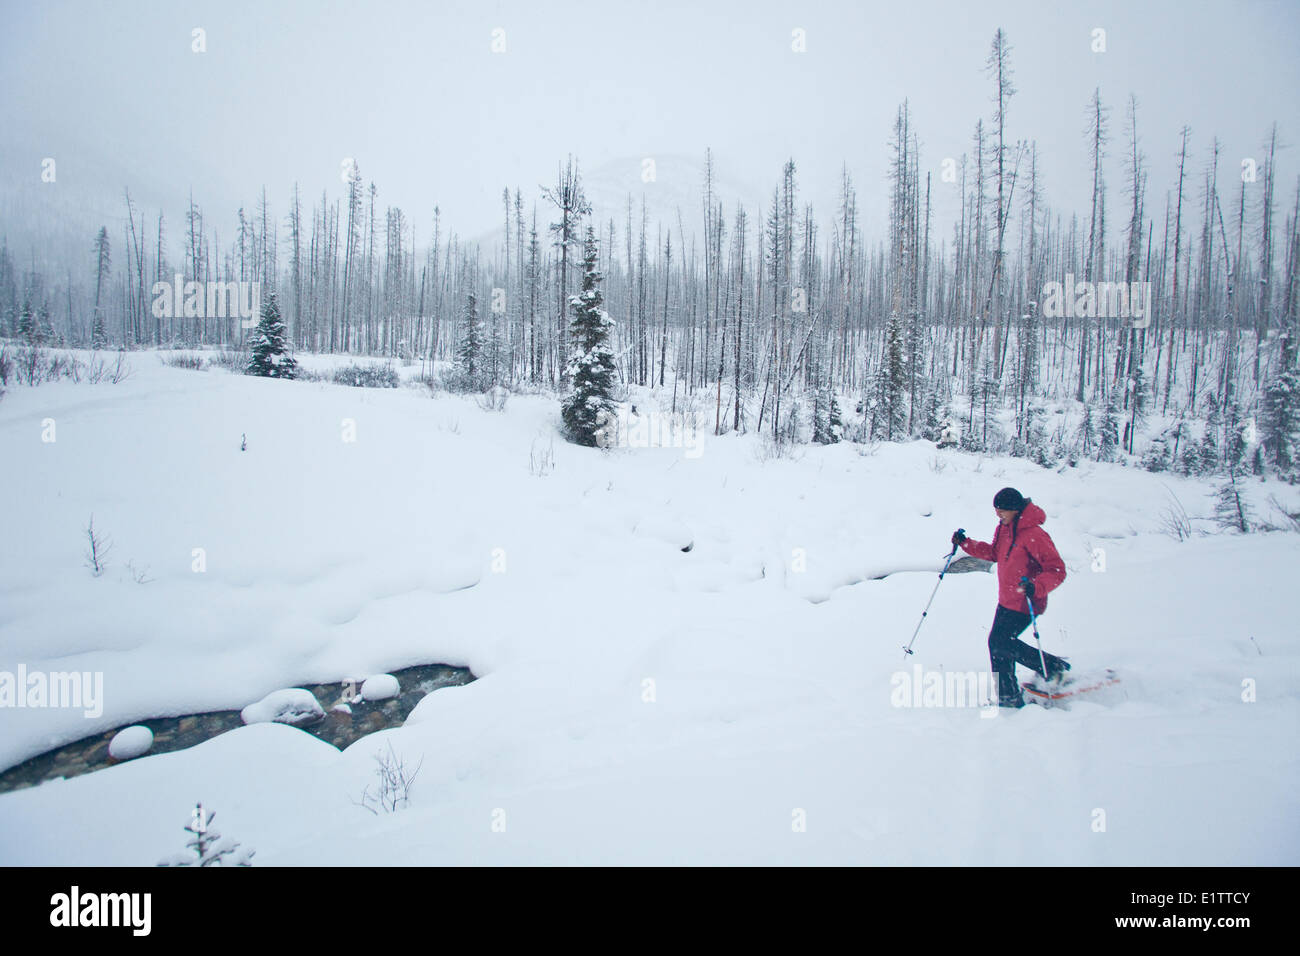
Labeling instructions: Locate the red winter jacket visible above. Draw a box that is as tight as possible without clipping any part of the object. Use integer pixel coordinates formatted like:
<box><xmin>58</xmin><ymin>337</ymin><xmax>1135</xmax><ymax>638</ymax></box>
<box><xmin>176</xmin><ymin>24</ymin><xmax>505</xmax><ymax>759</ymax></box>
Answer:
<box><xmin>959</xmin><ymin>501</ymin><xmax>1066</xmax><ymax>615</ymax></box>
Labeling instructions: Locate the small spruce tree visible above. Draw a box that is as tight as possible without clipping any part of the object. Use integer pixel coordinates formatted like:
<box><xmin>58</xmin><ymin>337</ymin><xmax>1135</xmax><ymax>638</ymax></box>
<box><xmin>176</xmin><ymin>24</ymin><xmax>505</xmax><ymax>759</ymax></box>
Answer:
<box><xmin>1126</xmin><ymin>365</ymin><xmax>1148</xmax><ymax>454</ymax></box>
<box><xmin>1076</xmin><ymin>403</ymin><xmax>1096</xmax><ymax>457</ymax></box>
<box><xmin>245</xmin><ymin>292</ymin><xmax>297</xmax><ymax>379</ymax></box>
<box><xmin>813</xmin><ymin>385</ymin><xmax>844</xmax><ymax>445</ymax></box>
<box><xmin>882</xmin><ymin>312</ymin><xmax>907</xmax><ymax>441</ymax></box>
<box><xmin>827</xmin><ymin>390</ymin><xmax>844</xmax><ymax>443</ymax></box>
<box><xmin>157</xmin><ymin>803</ymin><xmax>255</xmax><ymax>867</ymax></box>
<box><xmin>454</xmin><ymin>291</ymin><xmax>485</xmax><ymax>392</ymax></box>
<box><xmin>1213</xmin><ymin>471</ymin><xmax>1252</xmax><ymax>533</ymax></box>
<box><xmin>91</xmin><ymin>310</ymin><xmax>108</xmax><ymax>350</ymax></box>
<box><xmin>1098</xmin><ymin>395</ymin><xmax>1120</xmax><ymax>462</ymax></box>
<box><xmin>1200</xmin><ymin>394</ymin><xmax>1222</xmax><ymax>475</ymax></box>
<box><xmin>17</xmin><ymin>299</ymin><xmax>35</xmax><ymax>344</ymax></box>
<box><xmin>561</xmin><ymin>227</ymin><xmax>617</xmax><ymax>447</ymax></box>
<box><xmin>1261</xmin><ymin>333</ymin><xmax>1299</xmax><ymax>478</ymax></box>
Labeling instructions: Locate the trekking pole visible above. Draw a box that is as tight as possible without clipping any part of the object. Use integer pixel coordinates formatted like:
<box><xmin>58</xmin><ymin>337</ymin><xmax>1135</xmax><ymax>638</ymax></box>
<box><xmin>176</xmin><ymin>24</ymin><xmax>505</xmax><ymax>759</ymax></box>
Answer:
<box><xmin>1021</xmin><ymin>576</ymin><xmax>1053</xmax><ymax>698</ymax></box>
<box><xmin>901</xmin><ymin>531</ymin><xmax>963</xmax><ymax>660</ymax></box>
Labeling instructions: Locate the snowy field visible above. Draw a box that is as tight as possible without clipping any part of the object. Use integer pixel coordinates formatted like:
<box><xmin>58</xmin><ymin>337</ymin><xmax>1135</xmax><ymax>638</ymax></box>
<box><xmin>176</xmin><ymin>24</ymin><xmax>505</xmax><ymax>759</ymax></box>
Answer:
<box><xmin>1</xmin><ymin>352</ymin><xmax>1297</xmax><ymax>865</ymax></box>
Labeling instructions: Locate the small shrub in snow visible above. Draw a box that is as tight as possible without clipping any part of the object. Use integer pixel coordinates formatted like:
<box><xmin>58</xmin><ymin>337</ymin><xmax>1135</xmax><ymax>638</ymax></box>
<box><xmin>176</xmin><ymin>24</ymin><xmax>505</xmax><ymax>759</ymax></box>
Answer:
<box><xmin>13</xmin><ymin>345</ymin><xmax>48</xmax><ymax>385</ymax></box>
<box><xmin>209</xmin><ymin>347</ymin><xmax>248</xmax><ymax>371</ymax></box>
<box><xmin>332</xmin><ymin>363</ymin><xmax>399</xmax><ymax>388</ymax></box>
<box><xmin>157</xmin><ymin>803</ymin><xmax>254</xmax><ymax>867</ymax></box>
<box><xmin>355</xmin><ymin>742</ymin><xmax>422</xmax><ymax>815</ymax></box>
<box><xmin>1267</xmin><ymin>494</ymin><xmax>1300</xmax><ymax>532</ymax></box>
<box><xmin>530</xmin><ymin>436</ymin><xmax>555</xmax><ymax>476</ymax></box>
<box><xmin>1157</xmin><ymin>488</ymin><xmax>1194</xmax><ymax>541</ymax></box>
<box><xmin>162</xmin><ymin>353</ymin><xmax>205</xmax><ymax>371</ymax></box>
<box><xmin>476</xmin><ymin>385</ymin><xmax>510</xmax><ymax>412</ymax></box>
<box><xmin>84</xmin><ymin>514</ymin><xmax>113</xmax><ymax>576</ymax></box>
<box><xmin>753</xmin><ymin>433</ymin><xmax>805</xmax><ymax>463</ymax></box>
<box><xmin>84</xmin><ymin>351</ymin><xmax>131</xmax><ymax>384</ymax></box>
<box><xmin>124</xmin><ymin>559</ymin><xmax>153</xmax><ymax>584</ymax></box>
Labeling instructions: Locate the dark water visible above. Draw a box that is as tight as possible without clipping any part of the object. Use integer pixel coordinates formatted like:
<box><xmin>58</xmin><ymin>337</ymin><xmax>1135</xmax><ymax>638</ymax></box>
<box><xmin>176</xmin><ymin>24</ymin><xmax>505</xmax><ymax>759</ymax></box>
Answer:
<box><xmin>0</xmin><ymin>663</ymin><xmax>475</xmax><ymax>794</ymax></box>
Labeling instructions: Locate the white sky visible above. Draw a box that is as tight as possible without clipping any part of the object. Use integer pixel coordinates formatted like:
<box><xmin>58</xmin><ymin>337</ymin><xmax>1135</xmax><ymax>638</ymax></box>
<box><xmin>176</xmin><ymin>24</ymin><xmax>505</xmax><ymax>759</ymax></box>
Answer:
<box><xmin>2</xmin><ymin>0</ymin><xmax>1298</xmax><ymax>257</ymax></box>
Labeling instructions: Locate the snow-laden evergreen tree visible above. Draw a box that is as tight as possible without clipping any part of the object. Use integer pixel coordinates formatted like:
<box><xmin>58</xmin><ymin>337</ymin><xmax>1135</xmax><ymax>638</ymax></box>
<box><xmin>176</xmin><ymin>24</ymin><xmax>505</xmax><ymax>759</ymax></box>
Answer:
<box><xmin>920</xmin><ymin>386</ymin><xmax>943</xmax><ymax>442</ymax></box>
<box><xmin>453</xmin><ymin>291</ymin><xmax>485</xmax><ymax>392</ymax></box>
<box><xmin>1200</xmin><ymin>393</ymin><xmax>1222</xmax><ymax>474</ymax></box>
<box><xmin>1076</xmin><ymin>403</ymin><xmax>1096</xmax><ymax>458</ymax></box>
<box><xmin>813</xmin><ymin>385</ymin><xmax>829</xmax><ymax>443</ymax></box>
<box><xmin>1179</xmin><ymin>435</ymin><xmax>1203</xmax><ymax>476</ymax></box>
<box><xmin>91</xmin><ymin>309</ymin><xmax>108</xmax><ymax>350</ymax></box>
<box><xmin>1014</xmin><ymin>304</ymin><xmax>1040</xmax><ymax>441</ymax></box>
<box><xmin>561</xmin><ymin>227</ymin><xmax>616</xmax><ymax>447</ymax></box>
<box><xmin>1142</xmin><ymin>426</ymin><xmax>1173</xmax><ymax>472</ymax></box>
<box><xmin>880</xmin><ymin>311</ymin><xmax>907</xmax><ymax>441</ymax></box>
<box><xmin>1224</xmin><ymin>400</ymin><xmax>1249</xmax><ymax>476</ymax></box>
<box><xmin>813</xmin><ymin>384</ymin><xmax>843</xmax><ymax>444</ymax></box>
<box><xmin>486</xmin><ymin>308</ymin><xmax>507</xmax><ymax>388</ymax></box>
<box><xmin>936</xmin><ymin>413</ymin><xmax>959</xmax><ymax>448</ymax></box>
<box><xmin>1125</xmin><ymin>365</ymin><xmax>1148</xmax><ymax>454</ymax></box>
<box><xmin>1213</xmin><ymin>470</ymin><xmax>1252</xmax><ymax>532</ymax></box>
<box><xmin>1261</xmin><ymin>332</ymin><xmax>1299</xmax><ymax>478</ymax></box>
<box><xmin>829</xmin><ymin>391</ymin><xmax>844</xmax><ymax>443</ymax></box>
<box><xmin>1098</xmin><ymin>394</ymin><xmax>1120</xmax><ymax>462</ymax></box>
<box><xmin>36</xmin><ymin>303</ymin><xmax>54</xmax><ymax>346</ymax></box>
<box><xmin>17</xmin><ymin>299</ymin><xmax>35</xmax><ymax>344</ymax></box>
<box><xmin>157</xmin><ymin>803</ymin><xmax>254</xmax><ymax>867</ymax></box>
<box><xmin>975</xmin><ymin>355</ymin><xmax>1000</xmax><ymax>449</ymax></box>
<box><xmin>245</xmin><ymin>292</ymin><xmax>297</xmax><ymax>379</ymax></box>
<box><xmin>1024</xmin><ymin>403</ymin><xmax>1053</xmax><ymax>466</ymax></box>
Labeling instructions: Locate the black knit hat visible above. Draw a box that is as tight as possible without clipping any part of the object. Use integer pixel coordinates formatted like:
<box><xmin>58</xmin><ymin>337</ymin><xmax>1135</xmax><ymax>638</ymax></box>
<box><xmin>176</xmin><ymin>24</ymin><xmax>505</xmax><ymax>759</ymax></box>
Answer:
<box><xmin>993</xmin><ymin>487</ymin><xmax>1026</xmax><ymax>511</ymax></box>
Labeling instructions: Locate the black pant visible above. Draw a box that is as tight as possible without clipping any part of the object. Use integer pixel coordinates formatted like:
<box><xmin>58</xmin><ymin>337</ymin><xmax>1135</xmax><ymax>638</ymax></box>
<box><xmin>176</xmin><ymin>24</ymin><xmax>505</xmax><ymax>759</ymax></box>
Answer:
<box><xmin>987</xmin><ymin>604</ymin><xmax>1065</xmax><ymax>702</ymax></box>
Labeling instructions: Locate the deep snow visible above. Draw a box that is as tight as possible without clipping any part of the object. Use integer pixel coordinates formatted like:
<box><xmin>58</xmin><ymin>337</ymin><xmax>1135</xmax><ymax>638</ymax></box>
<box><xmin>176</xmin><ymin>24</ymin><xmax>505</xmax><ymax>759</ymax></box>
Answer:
<box><xmin>0</xmin><ymin>352</ymin><xmax>1297</xmax><ymax>865</ymax></box>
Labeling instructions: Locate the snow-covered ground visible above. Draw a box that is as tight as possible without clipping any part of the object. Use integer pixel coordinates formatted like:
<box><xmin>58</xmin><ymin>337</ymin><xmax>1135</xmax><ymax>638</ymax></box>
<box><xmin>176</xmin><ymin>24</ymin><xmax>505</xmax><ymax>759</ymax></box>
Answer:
<box><xmin>1</xmin><ymin>352</ymin><xmax>1297</xmax><ymax>865</ymax></box>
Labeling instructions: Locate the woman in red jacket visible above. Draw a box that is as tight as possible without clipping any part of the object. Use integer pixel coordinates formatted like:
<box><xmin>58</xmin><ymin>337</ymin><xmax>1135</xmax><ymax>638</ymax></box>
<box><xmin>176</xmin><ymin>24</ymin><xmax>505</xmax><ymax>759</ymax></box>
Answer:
<box><xmin>953</xmin><ymin>487</ymin><xmax>1069</xmax><ymax>708</ymax></box>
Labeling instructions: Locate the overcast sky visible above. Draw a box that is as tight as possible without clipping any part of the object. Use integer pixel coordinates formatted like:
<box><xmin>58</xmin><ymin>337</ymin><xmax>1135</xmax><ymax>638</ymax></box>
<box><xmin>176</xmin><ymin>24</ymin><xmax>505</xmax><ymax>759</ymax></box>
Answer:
<box><xmin>2</xmin><ymin>0</ymin><xmax>1297</xmax><ymax>257</ymax></box>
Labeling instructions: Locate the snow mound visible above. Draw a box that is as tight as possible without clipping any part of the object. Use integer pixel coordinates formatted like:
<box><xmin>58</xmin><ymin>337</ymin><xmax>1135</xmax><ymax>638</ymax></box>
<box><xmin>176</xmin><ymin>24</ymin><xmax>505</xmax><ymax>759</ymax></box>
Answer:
<box><xmin>108</xmin><ymin>726</ymin><xmax>154</xmax><ymax>760</ymax></box>
<box><xmin>240</xmin><ymin>688</ymin><xmax>325</xmax><ymax>727</ymax></box>
<box><xmin>633</xmin><ymin>512</ymin><xmax>694</xmax><ymax>552</ymax></box>
<box><xmin>360</xmin><ymin>674</ymin><xmax>400</xmax><ymax>701</ymax></box>
<box><xmin>428</xmin><ymin>553</ymin><xmax>483</xmax><ymax>593</ymax></box>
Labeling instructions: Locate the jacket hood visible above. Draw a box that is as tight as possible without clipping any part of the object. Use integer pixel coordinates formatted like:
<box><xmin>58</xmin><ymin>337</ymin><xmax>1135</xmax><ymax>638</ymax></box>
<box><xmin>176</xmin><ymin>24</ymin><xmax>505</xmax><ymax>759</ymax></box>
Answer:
<box><xmin>1016</xmin><ymin>501</ymin><xmax>1047</xmax><ymax>529</ymax></box>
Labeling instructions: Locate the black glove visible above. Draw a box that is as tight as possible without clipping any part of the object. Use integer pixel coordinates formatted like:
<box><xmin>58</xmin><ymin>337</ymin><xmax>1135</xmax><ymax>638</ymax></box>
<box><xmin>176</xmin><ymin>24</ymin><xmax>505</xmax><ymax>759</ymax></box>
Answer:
<box><xmin>951</xmin><ymin>529</ymin><xmax>967</xmax><ymax>548</ymax></box>
<box><xmin>1020</xmin><ymin>579</ymin><xmax>1036</xmax><ymax>599</ymax></box>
